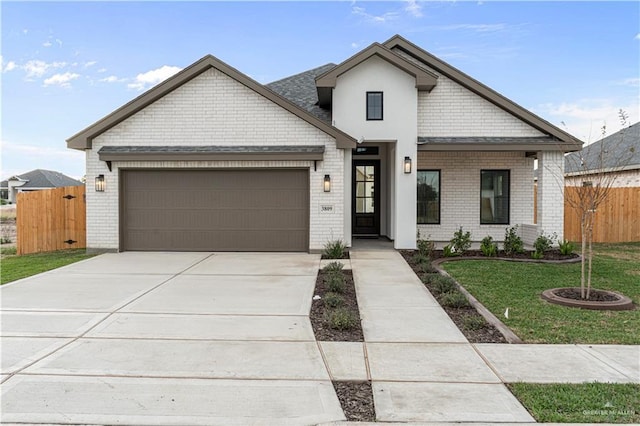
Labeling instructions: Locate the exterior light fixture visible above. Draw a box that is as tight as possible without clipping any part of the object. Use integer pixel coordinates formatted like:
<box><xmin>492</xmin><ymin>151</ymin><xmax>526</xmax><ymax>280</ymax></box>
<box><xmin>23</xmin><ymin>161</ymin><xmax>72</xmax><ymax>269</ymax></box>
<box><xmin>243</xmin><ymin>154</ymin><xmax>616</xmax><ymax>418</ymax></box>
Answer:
<box><xmin>404</xmin><ymin>156</ymin><xmax>412</xmax><ymax>174</ymax></box>
<box><xmin>323</xmin><ymin>174</ymin><xmax>331</xmax><ymax>192</ymax></box>
<box><xmin>95</xmin><ymin>175</ymin><xmax>105</xmax><ymax>192</ymax></box>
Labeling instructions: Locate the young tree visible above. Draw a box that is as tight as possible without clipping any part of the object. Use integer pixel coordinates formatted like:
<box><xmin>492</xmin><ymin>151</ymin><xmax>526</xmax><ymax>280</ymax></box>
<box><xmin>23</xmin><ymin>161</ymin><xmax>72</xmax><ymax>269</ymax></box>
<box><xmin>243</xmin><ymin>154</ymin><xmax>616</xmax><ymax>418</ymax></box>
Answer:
<box><xmin>563</xmin><ymin>110</ymin><xmax>635</xmax><ymax>299</ymax></box>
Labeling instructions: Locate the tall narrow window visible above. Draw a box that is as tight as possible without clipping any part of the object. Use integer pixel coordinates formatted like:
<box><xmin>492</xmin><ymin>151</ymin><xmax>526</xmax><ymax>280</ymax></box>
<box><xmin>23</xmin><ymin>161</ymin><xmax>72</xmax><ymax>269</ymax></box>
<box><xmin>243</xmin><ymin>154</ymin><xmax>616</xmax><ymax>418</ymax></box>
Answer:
<box><xmin>417</xmin><ymin>170</ymin><xmax>440</xmax><ymax>224</ymax></box>
<box><xmin>480</xmin><ymin>170</ymin><xmax>510</xmax><ymax>224</ymax></box>
<box><xmin>366</xmin><ymin>92</ymin><xmax>383</xmax><ymax>120</ymax></box>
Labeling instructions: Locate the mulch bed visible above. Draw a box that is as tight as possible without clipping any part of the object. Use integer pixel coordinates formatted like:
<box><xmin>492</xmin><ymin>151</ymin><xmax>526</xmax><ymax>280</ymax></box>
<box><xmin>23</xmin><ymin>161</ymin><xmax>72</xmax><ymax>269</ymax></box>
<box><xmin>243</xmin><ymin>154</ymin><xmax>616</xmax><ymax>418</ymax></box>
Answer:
<box><xmin>401</xmin><ymin>250</ymin><xmax>506</xmax><ymax>343</ymax></box>
<box><xmin>320</xmin><ymin>252</ymin><xmax>351</xmax><ymax>260</ymax></box>
<box><xmin>555</xmin><ymin>287</ymin><xmax>620</xmax><ymax>302</ymax></box>
<box><xmin>310</xmin><ymin>269</ymin><xmax>364</xmax><ymax>341</ymax></box>
<box><xmin>429</xmin><ymin>249</ymin><xmax>578</xmax><ymax>261</ymax></box>
<box><xmin>332</xmin><ymin>381</ymin><xmax>375</xmax><ymax>422</ymax></box>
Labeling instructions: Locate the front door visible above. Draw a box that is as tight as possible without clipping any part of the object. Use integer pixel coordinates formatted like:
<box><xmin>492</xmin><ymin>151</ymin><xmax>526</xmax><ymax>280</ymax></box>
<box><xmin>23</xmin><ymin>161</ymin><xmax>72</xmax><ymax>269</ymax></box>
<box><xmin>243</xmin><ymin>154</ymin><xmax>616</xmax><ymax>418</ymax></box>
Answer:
<box><xmin>352</xmin><ymin>160</ymin><xmax>380</xmax><ymax>235</ymax></box>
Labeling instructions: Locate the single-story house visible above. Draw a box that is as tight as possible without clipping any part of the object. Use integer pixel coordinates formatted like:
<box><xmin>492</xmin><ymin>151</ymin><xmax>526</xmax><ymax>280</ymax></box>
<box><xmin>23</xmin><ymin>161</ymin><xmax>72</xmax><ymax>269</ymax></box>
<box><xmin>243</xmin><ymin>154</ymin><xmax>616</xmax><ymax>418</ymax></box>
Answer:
<box><xmin>565</xmin><ymin>121</ymin><xmax>639</xmax><ymax>187</ymax></box>
<box><xmin>67</xmin><ymin>35</ymin><xmax>582</xmax><ymax>253</ymax></box>
<box><xmin>0</xmin><ymin>169</ymin><xmax>83</xmax><ymax>204</ymax></box>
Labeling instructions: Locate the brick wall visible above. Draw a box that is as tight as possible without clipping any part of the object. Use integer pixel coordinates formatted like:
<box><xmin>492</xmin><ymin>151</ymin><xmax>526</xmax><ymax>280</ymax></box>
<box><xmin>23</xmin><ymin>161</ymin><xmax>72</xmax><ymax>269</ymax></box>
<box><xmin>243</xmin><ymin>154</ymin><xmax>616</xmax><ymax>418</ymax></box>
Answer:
<box><xmin>86</xmin><ymin>68</ymin><xmax>344</xmax><ymax>251</ymax></box>
<box><xmin>417</xmin><ymin>151</ymin><xmax>535</xmax><ymax>243</ymax></box>
<box><xmin>537</xmin><ymin>151</ymin><xmax>565</xmax><ymax>241</ymax></box>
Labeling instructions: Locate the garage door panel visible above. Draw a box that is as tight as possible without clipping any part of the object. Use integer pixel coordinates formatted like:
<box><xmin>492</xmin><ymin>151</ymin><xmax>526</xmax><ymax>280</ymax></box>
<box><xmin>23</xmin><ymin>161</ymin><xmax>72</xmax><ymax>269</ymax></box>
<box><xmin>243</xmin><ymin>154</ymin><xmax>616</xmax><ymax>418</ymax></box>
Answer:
<box><xmin>122</xmin><ymin>170</ymin><xmax>309</xmax><ymax>251</ymax></box>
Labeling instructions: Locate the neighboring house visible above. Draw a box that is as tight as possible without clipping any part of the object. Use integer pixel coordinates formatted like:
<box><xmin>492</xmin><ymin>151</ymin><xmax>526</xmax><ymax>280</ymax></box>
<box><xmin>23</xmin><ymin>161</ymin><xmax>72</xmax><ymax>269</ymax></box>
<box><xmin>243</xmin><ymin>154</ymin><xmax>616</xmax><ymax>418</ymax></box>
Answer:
<box><xmin>67</xmin><ymin>35</ymin><xmax>582</xmax><ymax>253</ymax></box>
<box><xmin>0</xmin><ymin>169</ymin><xmax>84</xmax><ymax>204</ymax></box>
<box><xmin>565</xmin><ymin>122</ymin><xmax>640</xmax><ymax>187</ymax></box>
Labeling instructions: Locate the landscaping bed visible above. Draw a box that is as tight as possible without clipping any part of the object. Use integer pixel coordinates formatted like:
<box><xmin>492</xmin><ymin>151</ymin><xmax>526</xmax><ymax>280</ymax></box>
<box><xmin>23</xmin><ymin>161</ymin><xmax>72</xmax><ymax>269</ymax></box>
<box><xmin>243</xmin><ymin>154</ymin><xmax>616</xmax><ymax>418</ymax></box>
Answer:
<box><xmin>310</xmin><ymin>267</ymin><xmax>363</xmax><ymax>341</ymax></box>
<box><xmin>332</xmin><ymin>381</ymin><xmax>375</xmax><ymax>422</ymax></box>
<box><xmin>401</xmin><ymin>250</ymin><xmax>506</xmax><ymax>343</ymax></box>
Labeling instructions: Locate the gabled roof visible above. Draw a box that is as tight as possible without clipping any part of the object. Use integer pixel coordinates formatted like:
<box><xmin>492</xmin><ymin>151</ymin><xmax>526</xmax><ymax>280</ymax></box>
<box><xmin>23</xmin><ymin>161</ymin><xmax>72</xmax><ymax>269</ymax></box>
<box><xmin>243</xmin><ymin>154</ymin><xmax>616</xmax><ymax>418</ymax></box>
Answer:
<box><xmin>384</xmin><ymin>35</ymin><xmax>583</xmax><ymax>151</ymax></box>
<box><xmin>565</xmin><ymin>122</ymin><xmax>640</xmax><ymax>175</ymax></box>
<box><xmin>315</xmin><ymin>43</ymin><xmax>438</xmax><ymax>107</ymax></box>
<box><xmin>67</xmin><ymin>55</ymin><xmax>356</xmax><ymax>150</ymax></box>
<box><xmin>0</xmin><ymin>169</ymin><xmax>83</xmax><ymax>189</ymax></box>
<box><xmin>266</xmin><ymin>63</ymin><xmax>336</xmax><ymax>124</ymax></box>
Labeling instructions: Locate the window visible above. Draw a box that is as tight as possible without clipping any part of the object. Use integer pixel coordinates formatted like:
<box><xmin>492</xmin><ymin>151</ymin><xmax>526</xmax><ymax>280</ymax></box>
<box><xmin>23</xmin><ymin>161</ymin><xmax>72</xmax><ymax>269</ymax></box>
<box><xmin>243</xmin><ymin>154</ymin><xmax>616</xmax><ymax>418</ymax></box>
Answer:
<box><xmin>366</xmin><ymin>92</ymin><xmax>383</xmax><ymax>120</ymax></box>
<box><xmin>480</xmin><ymin>170</ymin><xmax>510</xmax><ymax>224</ymax></box>
<box><xmin>417</xmin><ymin>170</ymin><xmax>440</xmax><ymax>224</ymax></box>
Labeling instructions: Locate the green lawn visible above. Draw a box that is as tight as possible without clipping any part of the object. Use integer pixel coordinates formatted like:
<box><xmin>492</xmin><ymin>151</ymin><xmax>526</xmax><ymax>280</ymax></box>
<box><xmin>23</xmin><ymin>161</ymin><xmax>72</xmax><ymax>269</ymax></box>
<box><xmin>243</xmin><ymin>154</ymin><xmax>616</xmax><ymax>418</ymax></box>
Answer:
<box><xmin>1</xmin><ymin>249</ymin><xmax>95</xmax><ymax>285</ymax></box>
<box><xmin>442</xmin><ymin>243</ymin><xmax>640</xmax><ymax>344</ymax></box>
<box><xmin>509</xmin><ymin>383</ymin><xmax>640</xmax><ymax>423</ymax></box>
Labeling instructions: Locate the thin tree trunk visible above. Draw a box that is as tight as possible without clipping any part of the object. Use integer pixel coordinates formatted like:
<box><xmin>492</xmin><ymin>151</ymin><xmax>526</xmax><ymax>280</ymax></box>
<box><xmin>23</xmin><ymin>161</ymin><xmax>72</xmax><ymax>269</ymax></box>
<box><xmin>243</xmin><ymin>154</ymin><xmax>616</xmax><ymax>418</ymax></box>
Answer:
<box><xmin>580</xmin><ymin>213</ymin><xmax>587</xmax><ymax>299</ymax></box>
<box><xmin>587</xmin><ymin>216</ymin><xmax>594</xmax><ymax>299</ymax></box>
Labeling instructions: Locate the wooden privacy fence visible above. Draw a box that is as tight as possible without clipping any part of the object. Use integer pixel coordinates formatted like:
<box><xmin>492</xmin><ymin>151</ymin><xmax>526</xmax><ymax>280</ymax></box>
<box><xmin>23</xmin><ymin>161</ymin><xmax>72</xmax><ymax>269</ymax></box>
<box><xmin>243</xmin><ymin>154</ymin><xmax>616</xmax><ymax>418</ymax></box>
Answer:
<box><xmin>535</xmin><ymin>185</ymin><xmax>640</xmax><ymax>242</ymax></box>
<box><xmin>564</xmin><ymin>186</ymin><xmax>640</xmax><ymax>243</ymax></box>
<box><xmin>17</xmin><ymin>186</ymin><xmax>86</xmax><ymax>255</ymax></box>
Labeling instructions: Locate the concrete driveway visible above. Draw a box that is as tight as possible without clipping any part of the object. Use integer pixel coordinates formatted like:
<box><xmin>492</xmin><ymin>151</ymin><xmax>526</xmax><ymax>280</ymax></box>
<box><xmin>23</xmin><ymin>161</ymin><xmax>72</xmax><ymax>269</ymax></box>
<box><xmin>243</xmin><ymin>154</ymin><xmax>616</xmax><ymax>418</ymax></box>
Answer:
<box><xmin>1</xmin><ymin>252</ymin><xmax>345</xmax><ymax>425</ymax></box>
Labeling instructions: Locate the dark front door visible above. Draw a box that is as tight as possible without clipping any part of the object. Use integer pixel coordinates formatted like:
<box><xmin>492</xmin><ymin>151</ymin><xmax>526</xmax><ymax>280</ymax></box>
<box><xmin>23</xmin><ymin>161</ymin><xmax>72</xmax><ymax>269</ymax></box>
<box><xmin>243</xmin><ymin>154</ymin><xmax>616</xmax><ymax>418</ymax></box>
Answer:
<box><xmin>352</xmin><ymin>160</ymin><xmax>380</xmax><ymax>235</ymax></box>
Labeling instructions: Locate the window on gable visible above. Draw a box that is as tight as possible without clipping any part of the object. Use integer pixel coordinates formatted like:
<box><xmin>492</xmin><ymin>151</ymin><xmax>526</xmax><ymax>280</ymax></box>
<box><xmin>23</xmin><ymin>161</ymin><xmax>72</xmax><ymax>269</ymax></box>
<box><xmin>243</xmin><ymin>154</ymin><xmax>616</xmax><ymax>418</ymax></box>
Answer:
<box><xmin>366</xmin><ymin>92</ymin><xmax>383</xmax><ymax>121</ymax></box>
<box><xmin>417</xmin><ymin>170</ymin><xmax>440</xmax><ymax>224</ymax></box>
<box><xmin>480</xmin><ymin>170</ymin><xmax>510</xmax><ymax>224</ymax></box>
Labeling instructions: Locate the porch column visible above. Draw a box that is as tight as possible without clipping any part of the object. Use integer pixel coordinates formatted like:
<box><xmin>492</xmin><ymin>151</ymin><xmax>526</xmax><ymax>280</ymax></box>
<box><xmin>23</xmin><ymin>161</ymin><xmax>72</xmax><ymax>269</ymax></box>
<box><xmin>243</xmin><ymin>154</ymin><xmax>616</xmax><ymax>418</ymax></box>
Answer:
<box><xmin>394</xmin><ymin>146</ymin><xmax>417</xmax><ymax>249</ymax></box>
<box><xmin>537</xmin><ymin>151</ymin><xmax>564</xmax><ymax>242</ymax></box>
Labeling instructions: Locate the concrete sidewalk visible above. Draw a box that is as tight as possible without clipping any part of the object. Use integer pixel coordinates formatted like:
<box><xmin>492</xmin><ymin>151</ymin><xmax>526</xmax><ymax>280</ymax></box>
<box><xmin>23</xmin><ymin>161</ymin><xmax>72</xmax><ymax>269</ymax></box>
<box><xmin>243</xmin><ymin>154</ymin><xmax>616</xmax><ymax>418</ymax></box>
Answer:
<box><xmin>346</xmin><ymin>248</ymin><xmax>639</xmax><ymax>423</ymax></box>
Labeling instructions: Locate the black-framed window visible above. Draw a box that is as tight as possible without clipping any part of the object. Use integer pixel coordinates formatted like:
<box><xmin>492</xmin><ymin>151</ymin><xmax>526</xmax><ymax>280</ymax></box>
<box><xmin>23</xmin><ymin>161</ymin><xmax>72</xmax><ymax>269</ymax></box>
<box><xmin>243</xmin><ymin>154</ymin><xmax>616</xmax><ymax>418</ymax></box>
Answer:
<box><xmin>480</xmin><ymin>170</ymin><xmax>510</xmax><ymax>224</ymax></box>
<box><xmin>366</xmin><ymin>92</ymin><xmax>383</xmax><ymax>120</ymax></box>
<box><xmin>417</xmin><ymin>170</ymin><xmax>440</xmax><ymax>224</ymax></box>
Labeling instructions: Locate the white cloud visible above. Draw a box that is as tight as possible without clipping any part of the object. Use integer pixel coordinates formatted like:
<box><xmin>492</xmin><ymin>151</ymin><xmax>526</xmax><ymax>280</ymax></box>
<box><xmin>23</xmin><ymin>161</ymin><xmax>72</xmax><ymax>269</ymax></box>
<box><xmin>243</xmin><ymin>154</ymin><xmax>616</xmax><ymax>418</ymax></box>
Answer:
<box><xmin>97</xmin><ymin>68</ymin><xmax>107</xmax><ymax>73</ymax></box>
<box><xmin>99</xmin><ymin>75</ymin><xmax>124</xmax><ymax>83</ymax></box>
<box><xmin>84</xmin><ymin>61</ymin><xmax>97</xmax><ymax>68</ymax></box>
<box><xmin>43</xmin><ymin>40</ymin><xmax>52</xmax><ymax>47</ymax></box>
<box><xmin>351</xmin><ymin>5</ymin><xmax>399</xmax><ymax>24</ymax></box>
<box><xmin>43</xmin><ymin>72</ymin><xmax>80</xmax><ymax>87</ymax></box>
<box><xmin>351</xmin><ymin>42</ymin><xmax>360</xmax><ymax>49</ymax></box>
<box><xmin>537</xmin><ymin>99</ymin><xmax>640</xmax><ymax>143</ymax></box>
<box><xmin>404</xmin><ymin>0</ymin><xmax>423</xmax><ymax>17</ymax></box>
<box><xmin>1</xmin><ymin>139</ymin><xmax>84</xmax><ymax>181</ymax></box>
<box><xmin>617</xmin><ymin>77</ymin><xmax>640</xmax><ymax>87</ymax></box>
<box><xmin>635</xmin><ymin>33</ymin><xmax>640</xmax><ymax>40</ymax></box>
<box><xmin>127</xmin><ymin>65</ymin><xmax>182</xmax><ymax>91</ymax></box>
<box><xmin>2</xmin><ymin>58</ymin><xmax>17</xmax><ymax>73</ymax></box>
<box><xmin>23</xmin><ymin>60</ymin><xmax>66</xmax><ymax>78</ymax></box>
<box><xmin>435</xmin><ymin>23</ymin><xmax>508</xmax><ymax>33</ymax></box>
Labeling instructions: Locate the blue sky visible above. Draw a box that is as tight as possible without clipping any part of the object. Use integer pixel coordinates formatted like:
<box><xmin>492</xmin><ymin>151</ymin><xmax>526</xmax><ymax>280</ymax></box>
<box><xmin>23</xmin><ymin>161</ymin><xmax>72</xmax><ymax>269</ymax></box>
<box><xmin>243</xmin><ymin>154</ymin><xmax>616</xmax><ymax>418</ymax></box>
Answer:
<box><xmin>2</xmin><ymin>1</ymin><xmax>639</xmax><ymax>180</ymax></box>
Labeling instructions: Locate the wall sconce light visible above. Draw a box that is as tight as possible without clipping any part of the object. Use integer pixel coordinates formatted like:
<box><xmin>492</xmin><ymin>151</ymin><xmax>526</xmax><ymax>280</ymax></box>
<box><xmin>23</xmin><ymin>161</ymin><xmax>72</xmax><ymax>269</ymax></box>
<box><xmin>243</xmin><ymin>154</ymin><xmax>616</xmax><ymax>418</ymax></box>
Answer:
<box><xmin>323</xmin><ymin>174</ymin><xmax>331</xmax><ymax>192</ymax></box>
<box><xmin>95</xmin><ymin>175</ymin><xmax>105</xmax><ymax>192</ymax></box>
<box><xmin>404</xmin><ymin>156</ymin><xmax>412</xmax><ymax>174</ymax></box>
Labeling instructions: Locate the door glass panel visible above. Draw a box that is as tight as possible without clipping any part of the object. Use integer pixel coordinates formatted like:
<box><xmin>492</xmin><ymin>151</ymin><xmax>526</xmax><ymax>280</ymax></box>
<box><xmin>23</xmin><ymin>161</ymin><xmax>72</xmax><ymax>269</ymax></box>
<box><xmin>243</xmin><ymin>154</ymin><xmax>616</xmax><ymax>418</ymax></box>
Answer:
<box><xmin>356</xmin><ymin>166</ymin><xmax>366</xmax><ymax>182</ymax></box>
<box><xmin>356</xmin><ymin>182</ymin><xmax>366</xmax><ymax>197</ymax></box>
<box><xmin>366</xmin><ymin>198</ymin><xmax>375</xmax><ymax>213</ymax></box>
<box><xmin>356</xmin><ymin>198</ymin><xmax>365</xmax><ymax>213</ymax></box>
<box><xmin>365</xmin><ymin>182</ymin><xmax>375</xmax><ymax>198</ymax></box>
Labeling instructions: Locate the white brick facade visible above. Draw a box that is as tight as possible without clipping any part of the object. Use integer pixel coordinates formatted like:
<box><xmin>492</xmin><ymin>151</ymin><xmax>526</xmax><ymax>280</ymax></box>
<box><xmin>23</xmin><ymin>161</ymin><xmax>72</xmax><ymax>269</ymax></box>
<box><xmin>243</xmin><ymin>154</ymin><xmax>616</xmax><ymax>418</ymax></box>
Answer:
<box><xmin>537</xmin><ymin>151</ymin><xmax>565</xmax><ymax>241</ymax></box>
<box><xmin>86</xmin><ymin>68</ymin><xmax>344</xmax><ymax>251</ymax></box>
<box><xmin>417</xmin><ymin>151</ymin><xmax>535</xmax><ymax>243</ymax></box>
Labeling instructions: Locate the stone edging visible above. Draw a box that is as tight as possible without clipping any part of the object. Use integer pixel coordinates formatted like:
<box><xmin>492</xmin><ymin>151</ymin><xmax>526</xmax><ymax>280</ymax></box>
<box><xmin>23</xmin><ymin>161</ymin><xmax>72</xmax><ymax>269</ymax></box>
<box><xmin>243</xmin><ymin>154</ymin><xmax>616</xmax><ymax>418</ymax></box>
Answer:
<box><xmin>431</xmin><ymin>255</ymin><xmax>582</xmax><ymax>344</ymax></box>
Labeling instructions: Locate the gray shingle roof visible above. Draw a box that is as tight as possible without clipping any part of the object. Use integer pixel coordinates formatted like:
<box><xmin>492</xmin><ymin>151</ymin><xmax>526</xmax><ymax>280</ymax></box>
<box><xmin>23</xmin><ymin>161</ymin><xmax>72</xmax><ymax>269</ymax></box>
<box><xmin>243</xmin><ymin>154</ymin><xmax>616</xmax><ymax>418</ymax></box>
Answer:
<box><xmin>0</xmin><ymin>169</ymin><xmax>83</xmax><ymax>189</ymax></box>
<box><xmin>418</xmin><ymin>136</ymin><xmax>558</xmax><ymax>144</ymax></box>
<box><xmin>266</xmin><ymin>64</ymin><xmax>336</xmax><ymax>124</ymax></box>
<box><xmin>565</xmin><ymin>122</ymin><xmax>640</xmax><ymax>174</ymax></box>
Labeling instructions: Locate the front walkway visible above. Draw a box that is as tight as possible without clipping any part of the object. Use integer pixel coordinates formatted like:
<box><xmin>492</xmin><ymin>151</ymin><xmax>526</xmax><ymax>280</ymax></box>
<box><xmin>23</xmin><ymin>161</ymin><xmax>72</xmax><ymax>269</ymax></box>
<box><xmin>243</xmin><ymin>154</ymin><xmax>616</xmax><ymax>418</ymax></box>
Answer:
<box><xmin>346</xmin><ymin>248</ymin><xmax>639</xmax><ymax>423</ymax></box>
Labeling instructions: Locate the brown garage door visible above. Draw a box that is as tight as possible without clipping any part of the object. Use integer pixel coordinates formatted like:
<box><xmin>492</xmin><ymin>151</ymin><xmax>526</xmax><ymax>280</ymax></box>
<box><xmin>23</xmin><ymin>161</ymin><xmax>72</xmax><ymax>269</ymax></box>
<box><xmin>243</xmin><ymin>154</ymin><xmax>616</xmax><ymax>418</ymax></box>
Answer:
<box><xmin>121</xmin><ymin>169</ymin><xmax>309</xmax><ymax>251</ymax></box>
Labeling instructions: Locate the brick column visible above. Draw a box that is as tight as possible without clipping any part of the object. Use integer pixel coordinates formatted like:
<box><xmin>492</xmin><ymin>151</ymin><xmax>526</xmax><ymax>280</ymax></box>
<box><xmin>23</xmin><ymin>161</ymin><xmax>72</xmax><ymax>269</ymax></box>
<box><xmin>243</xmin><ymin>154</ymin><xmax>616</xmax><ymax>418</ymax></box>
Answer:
<box><xmin>537</xmin><ymin>151</ymin><xmax>565</xmax><ymax>242</ymax></box>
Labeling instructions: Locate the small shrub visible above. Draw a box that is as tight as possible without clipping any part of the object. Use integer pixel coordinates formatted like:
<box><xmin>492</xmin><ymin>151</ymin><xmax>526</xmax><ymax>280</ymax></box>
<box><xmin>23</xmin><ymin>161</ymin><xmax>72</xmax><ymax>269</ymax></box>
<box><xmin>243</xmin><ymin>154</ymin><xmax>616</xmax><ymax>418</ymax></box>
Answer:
<box><xmin>416</xmin><ymin>231</ymin><xmax>435</xmax><ymax>258</ymax></box>
<box><xmin>533</xmin><ymin>232</ymin><xmax>556</xmax><ymax>256</ymax></box>
<box><xmin>431</xmin><ymin>275</ymin><xmax>457</xmax><ymax>295</ymax></box>
<box><xmin>326</xmin><ymin>272</ymin><xmax>345</xmax><ymax>293</ymax></box>
<box><xmin>450</xmin><ymin>226</ymin><xmax>472</xmax><ymax>254</ymax></box>
<box><xmin>412</xmin><ymin>252</ymin><xmax>430</xmax><ymax>265</ymax></box>
<box><xmin>418</xmin><ymin>261</ymin><xmax>438</xmax><ymax>274</ymax></box>
<box><xmin>531</xmin><ymin>251</ymin><xmax>544</xmax><ymax>260</ymax></box>
<box><xmin>439</xmin><ymin>290</ymin><xmax>470</xmax><ymax>308</ymax></box>
<box><xmin>323</xmin><ymin>292</ymin><xmax>344</xmax><ymax>308</ymax></box>
<box><xmin>323</xmin><ymin>261</ymin><xmax>344</xmax><ymax>273</ymax></box>
<box><xmin>480</xmin><ymin>236</ymin><xmax>498</xmax><ymax>257</ymax></box>
<box><xmin>0</xmin><ymin>237</ymin><xmax>12</xmax><ymax>244</ymax></box>
<box><xmin>503</xmin><ymin>225</ymin><xmax>524</xmax><ymax>256</ymax></box>
<box><xmin>558</xmin><ymin>239</ymin><xmax>575</xmax><ymax>255</ymax></box>
<box><xmin>443</xmin><ymin>245</ymin><xmax>456</xmax><ymax>257</ymax></box>
<box><xmin>462</xmin><ymin>315</ymin><xmax>487</xmax><ymax>331</ymax></box>
<box><xmin>327</xmin><ymin>308</ymin><xmax>357</xmax><ymax>330</ymax></box>
<box><xmin>323</xmin><ymin>239</ymin><xmax>346</xmax><ymax>259</ymax></box>
<box><xmin>421</xmin><ymin>273</ymin><xmax>440</xmax><ymax>284</ymax></box>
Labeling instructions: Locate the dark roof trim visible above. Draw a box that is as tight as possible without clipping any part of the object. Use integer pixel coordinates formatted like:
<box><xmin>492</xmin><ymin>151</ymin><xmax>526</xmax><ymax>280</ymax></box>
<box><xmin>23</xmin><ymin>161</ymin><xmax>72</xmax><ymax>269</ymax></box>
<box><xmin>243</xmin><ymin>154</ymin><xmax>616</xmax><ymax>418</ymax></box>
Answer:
<box><xmin>68</xmin><ymin>56</ymin><xmax>356</xmax><ymax>151</ymax></box>
<box><xmin>385</xmin><ymin>35</ymin><xmax>583</xmax><ymax>150</ymax></box>
<box><xmin>418</xmin><ymin>136</ymin><xmax>568</xmax><ymax>152</ymax></box>
<box><xmin>98</xmin><ymin>145</ymin><xmax>325</xmax><ymax>162</ymax></box>
<box><xmin>315</xmin><ymin>43</ymin><xmax>438</xmax><ymax>108</ymax></box>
